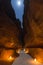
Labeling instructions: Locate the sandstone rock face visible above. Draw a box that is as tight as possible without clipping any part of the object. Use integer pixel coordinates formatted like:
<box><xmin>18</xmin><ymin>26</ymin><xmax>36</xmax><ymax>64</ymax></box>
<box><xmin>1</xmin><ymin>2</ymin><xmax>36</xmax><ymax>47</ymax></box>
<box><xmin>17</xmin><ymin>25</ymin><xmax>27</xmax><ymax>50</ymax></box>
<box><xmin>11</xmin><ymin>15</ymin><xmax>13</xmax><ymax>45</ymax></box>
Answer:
<box><xmin>29</xmin><ymin>48</ymin><xmax>43</xmax><ymax>63</ymax></box>
<box><xmin>0</xmin><ymin>0</ymin><xmax>22</xmax><ymax>49</ymax></box>
<box><xmin>0</xmin><ymin>14</ymin><xmax>21</xmax><ymax>48</ymax></box>
<box><xmin>0</xmin><ymin>0</ymin><xmax>22</xmax><ymax>61</ymax></box>
<box><xmin>0</xmin><ymin>0</ymin><xmax>16</xmax><ymax>21</ymax></box>
<box><xmin>23</xmin><ymin>0</ymin><xmax>43</xmax><ymax>47</ymax></box>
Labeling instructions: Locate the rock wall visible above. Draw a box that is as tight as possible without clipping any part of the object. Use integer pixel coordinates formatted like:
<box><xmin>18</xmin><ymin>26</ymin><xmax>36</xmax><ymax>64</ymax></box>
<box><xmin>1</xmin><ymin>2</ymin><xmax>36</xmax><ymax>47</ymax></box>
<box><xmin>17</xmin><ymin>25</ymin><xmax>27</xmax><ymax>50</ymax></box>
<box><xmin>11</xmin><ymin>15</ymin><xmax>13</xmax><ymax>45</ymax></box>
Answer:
<box><xmin>0</xmin><ymin>0</ymin><xmax>16</xmax><ymax>21</ymax></box>
<box><xmin>0</xmin><ymin>14</ymin><xmax>22</xmax><ymax>49</ymax></box>
<box><xmin>0</xmin><ymin>0</ymin><xmax>22</xmax><ymax>48</ymax></box>
<box><xmin>23</xmin><ymin>0</ymin><xmax>43</xmax><ymax>47</ymax></box>
<box><xmin>0</xmin><ymin>0</ymin><xmax>22</xmax><ymax>61</ymax></box>
<box><xmin>29</xmin><ymin>48</ymin><xmax>43</xmax><ymax>63</ymax></box>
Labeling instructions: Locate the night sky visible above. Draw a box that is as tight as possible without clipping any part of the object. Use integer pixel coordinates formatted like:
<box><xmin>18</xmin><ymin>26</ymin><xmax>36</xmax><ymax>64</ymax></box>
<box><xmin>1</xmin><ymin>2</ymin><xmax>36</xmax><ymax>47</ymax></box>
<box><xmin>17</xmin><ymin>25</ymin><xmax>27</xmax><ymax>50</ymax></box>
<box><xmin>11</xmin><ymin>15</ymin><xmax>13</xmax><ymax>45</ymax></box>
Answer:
<box><xmin>11</xmin><ymin>0</ymin><xmax>24</xmax><ymax>23</ymax></box>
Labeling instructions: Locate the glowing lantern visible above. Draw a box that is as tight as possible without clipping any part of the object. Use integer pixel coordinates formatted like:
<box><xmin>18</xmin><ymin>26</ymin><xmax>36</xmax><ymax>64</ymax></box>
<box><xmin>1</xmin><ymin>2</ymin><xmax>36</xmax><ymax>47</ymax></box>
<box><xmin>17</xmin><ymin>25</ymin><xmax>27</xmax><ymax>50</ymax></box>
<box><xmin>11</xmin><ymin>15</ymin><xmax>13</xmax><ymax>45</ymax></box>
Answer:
<box><xmin>34</xmin><ymin>58</ymin><xmax>37</xmax><ymax>62</ymax></box>
<box><xmin>24</xmin><ymin>48</ymin><xmax>29</xmax><ymax>53</ymax></box>
<box><xmin>24</xmin><ymin>49</ymin><xmax>25</xmax><ymax>52</ymax></box>
<box><xmin>16</xmin><ymin>49</ymin><xmax>21</xmax><ymax>54</ymax></box>
<box><xmin>8</xmin><ymin>56</ymin><xmax>14</xmax><ymax>62</ymax></box>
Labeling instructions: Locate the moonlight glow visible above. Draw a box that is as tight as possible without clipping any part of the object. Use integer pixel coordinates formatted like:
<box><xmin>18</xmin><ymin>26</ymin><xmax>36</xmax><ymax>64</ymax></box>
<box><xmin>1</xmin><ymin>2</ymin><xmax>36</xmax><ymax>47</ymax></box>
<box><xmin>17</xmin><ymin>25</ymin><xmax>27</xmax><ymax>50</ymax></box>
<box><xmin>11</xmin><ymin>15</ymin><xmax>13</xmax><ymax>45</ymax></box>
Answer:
<box><xmin>17</xmin><ymin>0</ymin><xmax>21</xmax><ymax>6</ymax></box>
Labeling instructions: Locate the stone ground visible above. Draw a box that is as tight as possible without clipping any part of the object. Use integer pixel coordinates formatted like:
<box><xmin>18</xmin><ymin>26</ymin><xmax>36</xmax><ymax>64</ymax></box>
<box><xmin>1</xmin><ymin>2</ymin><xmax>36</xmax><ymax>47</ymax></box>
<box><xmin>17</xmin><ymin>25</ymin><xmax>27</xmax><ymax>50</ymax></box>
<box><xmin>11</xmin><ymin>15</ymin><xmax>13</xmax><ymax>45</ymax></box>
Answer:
<box><xmin>0</xmin><ymin>50</ymin><xmax>43</xmax><ymax>65</ymax></box>
<box><xmin>12</xmin><ymin>50</ymin><xmax>43</xmax><ymax>65</ymax></box>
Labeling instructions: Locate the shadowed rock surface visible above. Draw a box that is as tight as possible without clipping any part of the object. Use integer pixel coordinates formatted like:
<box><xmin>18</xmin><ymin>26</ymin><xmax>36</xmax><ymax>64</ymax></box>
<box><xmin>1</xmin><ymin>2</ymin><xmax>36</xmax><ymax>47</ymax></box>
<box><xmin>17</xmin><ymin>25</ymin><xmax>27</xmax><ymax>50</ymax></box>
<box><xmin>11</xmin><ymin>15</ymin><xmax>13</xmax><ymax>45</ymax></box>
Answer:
<box><xmin>23</xmin><ymin>0</ymin><xmax>43</xmax><ymax>48</ymax></box>
<box><xmin>29</xmin><ymin>48</ymin><xmax>43</xmax><ymax>63</ymax></box>
<box><xmin>23</xmin><ymin>0</ymin><xmax>43</xmax><ymax>63</ymax></box>
<box><xmin>0</xmin><ymin>0</ymin><xmax>22</xmax><ymax>62</ymax></box>
<box><xmin>0</xmin><ymin>14</ymin><xmax>22</xmax><ymax>48</ymax></box>
<box><xmin>0</xmin><ymin>0</ymin><xmax>16</xmax><ymax>21</ymax></box>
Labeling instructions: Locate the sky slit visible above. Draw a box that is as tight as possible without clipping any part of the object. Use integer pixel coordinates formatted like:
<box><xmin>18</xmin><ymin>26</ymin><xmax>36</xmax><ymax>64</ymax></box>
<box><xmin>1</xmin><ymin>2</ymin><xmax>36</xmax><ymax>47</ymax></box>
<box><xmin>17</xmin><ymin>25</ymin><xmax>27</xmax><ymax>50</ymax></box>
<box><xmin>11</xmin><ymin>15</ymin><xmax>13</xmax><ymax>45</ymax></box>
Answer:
<box><xmin>11</xmin><ymin>0</ymin><xmax>24</xmax><ymax>28</ymax></box>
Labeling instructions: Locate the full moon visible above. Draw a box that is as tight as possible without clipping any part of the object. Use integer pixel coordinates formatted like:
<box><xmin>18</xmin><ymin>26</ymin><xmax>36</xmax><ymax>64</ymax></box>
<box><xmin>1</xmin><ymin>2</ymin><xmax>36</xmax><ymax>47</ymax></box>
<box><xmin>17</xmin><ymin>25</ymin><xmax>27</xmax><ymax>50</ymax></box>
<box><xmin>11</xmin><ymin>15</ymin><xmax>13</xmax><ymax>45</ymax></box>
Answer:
<box><xmin>17</xmin><ymin>0</ymin><xmax>21</xmax><ymax>6</ymax></box>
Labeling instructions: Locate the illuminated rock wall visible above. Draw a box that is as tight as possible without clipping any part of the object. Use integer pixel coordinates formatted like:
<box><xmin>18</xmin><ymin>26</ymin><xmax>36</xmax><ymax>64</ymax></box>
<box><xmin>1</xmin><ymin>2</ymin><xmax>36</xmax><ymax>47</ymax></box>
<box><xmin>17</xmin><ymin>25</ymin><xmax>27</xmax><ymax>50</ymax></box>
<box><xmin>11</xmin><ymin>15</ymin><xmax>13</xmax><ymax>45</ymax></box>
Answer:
<box><xmin>29</xmin><ymin>48</ymin><xmax>43</xmax><ymax>63</ymax></box>
<box><xmin>0</xmin><ymin>14</ymin><xmax>21</xmax><ymax>48</ymax></box>
<box><xmin>0</xmin><ymin>15</ymin><xmax>21</xmax><ymax>61</ymax></box>
<box><xmin>0</xmin><ymin>0</ymin><xmax>22</xmax><ymax>61</ymax></box>
<box><xmin>23</xmin><ymin>0</ymin><xmax>43</xmax><ymax>47</ymax></box>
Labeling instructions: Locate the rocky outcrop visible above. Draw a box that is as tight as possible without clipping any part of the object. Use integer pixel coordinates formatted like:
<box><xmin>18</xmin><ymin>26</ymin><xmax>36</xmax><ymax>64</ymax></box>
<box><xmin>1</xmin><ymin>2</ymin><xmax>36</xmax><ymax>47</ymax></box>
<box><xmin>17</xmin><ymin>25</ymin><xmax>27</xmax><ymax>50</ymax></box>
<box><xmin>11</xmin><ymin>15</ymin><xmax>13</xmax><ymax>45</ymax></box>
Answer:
<box><xmin>0</xmin><ymin>0</ymin><xmax>16</xmax><ymax>21</ymax></box>
<box><xmin>29</xmin><ymin>48</ymin><xmax>43</xmax><ymax>63</ymax></box>
<box><xmin>23</xmin><ymin>0</ymin><xmax>43</xmax><ymax>48</ymax></box>
<box><xmin>0</xmin><ymin>0</ymin><xmax>22</xmax><ymax>61</ymax></box>
<box><xmin>0</xmin><ymin>0</ymin><xmax>22</xmax><ymax>49</ymax></box>
<box><xmin>0</xmin><ymin>14</ymin><xmax>22</xmax><ymax>49</ymax></box>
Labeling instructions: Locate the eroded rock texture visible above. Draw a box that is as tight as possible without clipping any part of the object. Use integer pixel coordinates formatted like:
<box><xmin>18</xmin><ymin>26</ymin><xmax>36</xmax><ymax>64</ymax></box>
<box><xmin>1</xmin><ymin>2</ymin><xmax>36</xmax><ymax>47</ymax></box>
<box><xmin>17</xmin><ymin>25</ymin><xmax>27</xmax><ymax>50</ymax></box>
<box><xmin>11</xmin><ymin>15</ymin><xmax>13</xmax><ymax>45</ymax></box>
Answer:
<box><xmin>29</xmin><ymin>48</ymin><xmax>43</xmax><ymax>63</ymax></box>
<box><xmin>0</xmin><ymin>0</ymin><xmax>22</xmax><ymax>61</ymax></box>
<box><xmin>23</xmin><ymin>0</ymin><xmax>43</xmax><ymax>47</ymax></box>
<box><xmin>0</xmin><ymin>0</ymin><xmax>16</xmax><ymax>21</ymax></box>
<box><xmin>0</xmin><ymin>14</ymin><xmax>22</xmax><ymax>48</ymax></box>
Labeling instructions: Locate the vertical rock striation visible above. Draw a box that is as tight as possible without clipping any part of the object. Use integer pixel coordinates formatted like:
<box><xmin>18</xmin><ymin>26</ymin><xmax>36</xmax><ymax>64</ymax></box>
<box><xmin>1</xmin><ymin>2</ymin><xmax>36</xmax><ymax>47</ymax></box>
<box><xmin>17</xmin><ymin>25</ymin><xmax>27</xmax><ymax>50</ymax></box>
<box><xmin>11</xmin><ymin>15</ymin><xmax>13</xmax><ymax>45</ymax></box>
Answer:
<box><xmin>23</xmin><ymin>0</ymin><xmax>43</xmax><ymax>48</ymax></box>
<box><xmin>0</xmin><ymin>0</ymin><xmax>16</xmax><ymax>21</ymax></box>
<box><xmin>0</xmin><ymin>0</ymin><xmax>22</xmax><ymax>61</ymax></box>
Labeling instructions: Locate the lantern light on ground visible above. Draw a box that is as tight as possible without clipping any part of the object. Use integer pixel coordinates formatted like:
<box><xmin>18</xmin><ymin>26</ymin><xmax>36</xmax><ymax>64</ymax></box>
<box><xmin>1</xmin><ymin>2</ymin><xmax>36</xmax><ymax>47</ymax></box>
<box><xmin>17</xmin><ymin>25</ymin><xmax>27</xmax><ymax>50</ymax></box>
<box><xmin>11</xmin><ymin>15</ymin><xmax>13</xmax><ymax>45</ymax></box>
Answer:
<box><xmin>34</xmin><ymin>58</ymin><xmax>37</xmax><ymax>62</ymax></box>
<box><xmin>8</xmin><ymin>56</ymin><xmax>14</xmax><ymax>62</ymax></box>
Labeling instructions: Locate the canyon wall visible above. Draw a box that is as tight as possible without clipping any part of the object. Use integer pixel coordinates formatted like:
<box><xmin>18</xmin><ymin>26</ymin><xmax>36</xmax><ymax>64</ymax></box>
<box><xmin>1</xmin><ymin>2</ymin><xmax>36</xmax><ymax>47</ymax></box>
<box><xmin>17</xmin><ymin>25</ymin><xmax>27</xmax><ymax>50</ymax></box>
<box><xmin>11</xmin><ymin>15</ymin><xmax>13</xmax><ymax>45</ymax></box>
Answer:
<box><xmin>23</xmin><ymin>0</ymin><xmax>43</xmax><ymax>63</ymax></box>
<box><xmin>23</xmin><ymin>0</ymin><xmax>43</xmax><ymax>48</ymax></box>
<box><xmin>0</xmin><ymin>0</ymin><xmax>22</xmax><ymax>61</ymax></box>
<box><xmin>0</xmin><ymin>0</ymin><xmax>16</xmax><ymax>21</ymax></box>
